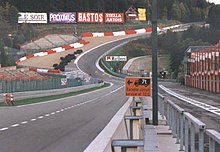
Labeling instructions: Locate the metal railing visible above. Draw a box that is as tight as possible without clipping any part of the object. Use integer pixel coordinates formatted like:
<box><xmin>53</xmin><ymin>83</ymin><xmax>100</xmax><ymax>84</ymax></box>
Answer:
<box><xmin>158</xmin><ymin>93</ymin><xmax>220</xmax><ymax>152</ymax></box>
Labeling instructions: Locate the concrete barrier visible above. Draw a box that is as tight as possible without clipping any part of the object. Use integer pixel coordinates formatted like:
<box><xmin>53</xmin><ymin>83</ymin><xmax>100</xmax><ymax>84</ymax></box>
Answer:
<box><xmin>84</xmin><ymin>97</ymin><xmax>133</xmax><ymax>152</ymax></box>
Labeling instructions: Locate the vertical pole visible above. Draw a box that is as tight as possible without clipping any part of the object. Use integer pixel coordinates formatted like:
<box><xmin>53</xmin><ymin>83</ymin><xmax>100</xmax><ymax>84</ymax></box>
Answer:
<box><xmin>146</xmin><ymin>0</ymin><xmax>150</xmax><ymax>25</ymax></box>
<box><xmin>209</xmin><ymin>138</ymin><xmax>215</xmax><ymax>152</ymax></box>
<box><xmin>199</xmin><ymin>128</ymin><xmax>204</xmax><ymax>152</ymax></box>
<box><xmin>184</xmin><ymin>117</ymin><xmax>189</xmax><ymax>152</ymax></box>
<box><xmin>180</xmin><ymin>112</ymin><xmax>184</xmax><ymax>151</ymax></box>
<box><xmin>130</xmin><ymin>119</ymin><xmax>133</xmax><ymax>139</ymax></box>
<box><xmin>190</xmin><ymin>124</ymin><xmax>195</xmax><ymax>152</ymax></box>
<box><xmin>152</xmin><ymin>0</ymin><xmax>158</xmax><ymax>125</ymax></box>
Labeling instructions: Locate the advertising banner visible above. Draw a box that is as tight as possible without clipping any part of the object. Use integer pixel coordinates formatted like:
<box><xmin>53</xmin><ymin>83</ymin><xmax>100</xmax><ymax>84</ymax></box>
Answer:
<box><xmin>18</xmin><ymin>13</ymin><xmax>47</xmax><ymax>23</ymax></box>
<box><xmin>106</xmin><ymin>56</ymin><xmax>127</xmax><ymax>61</ymax></box>
<box><xmin>104</xmin><ymin>13</ymin><xmax>124</xmax><ymax>23</ymax></box>
<box><xmin>138</xmin><ymin>8</ymin><xmax>146</xmax><ymax>21</ymax></box>
<box><xmin>49</xmin><ymin>12</ymin><xmax>76</xmax><ymax>23</ymax></box>
<box><xmin>77</xmin><ymin>12</ymin><xmax>103</xmax><ymax>23</ymax></box>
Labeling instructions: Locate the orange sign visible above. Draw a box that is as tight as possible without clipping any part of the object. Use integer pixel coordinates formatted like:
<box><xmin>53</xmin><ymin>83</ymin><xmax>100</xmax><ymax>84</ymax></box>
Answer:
<box><xmin>125</xmin><ymin>77</ymin><xmax>151</xmax><ymax>96</ymax></box>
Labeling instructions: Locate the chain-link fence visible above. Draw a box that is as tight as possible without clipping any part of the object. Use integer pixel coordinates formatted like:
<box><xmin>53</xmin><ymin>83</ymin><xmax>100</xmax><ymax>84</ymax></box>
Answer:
<box><xmin>0</xmin><ymin>75</ymin><xmax>99</xmax><ymax>93</ymax></box>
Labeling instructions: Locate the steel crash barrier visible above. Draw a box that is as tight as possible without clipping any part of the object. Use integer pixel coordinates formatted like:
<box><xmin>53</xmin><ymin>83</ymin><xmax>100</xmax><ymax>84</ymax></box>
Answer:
<box><xmin>111</xmin><ymin>97</ymin><xmax>161</xmax><ymax>152</ymax></box>
<box><xmin>158</xmin><ymin>93</ymin><xmax>220</xmax><ymax>152</ymax></box>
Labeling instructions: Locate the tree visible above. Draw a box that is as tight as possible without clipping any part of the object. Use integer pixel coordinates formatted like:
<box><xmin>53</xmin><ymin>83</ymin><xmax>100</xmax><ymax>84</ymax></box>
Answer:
<box><xmin>207</xmin><ymin>4</ymin><xmax>220</xmax><ymax>30</ymax></box>
<box><xmin>171</xmin><ymin>2</ymin><xmax>181</xmax><ymax>20</ymax></box>
<box><xmin>94</xmin><ymin>0</ymin><xmax>105</xmax><ymax>12</ymax></box>
<box><xmin>0</xmin><ymin>2</ymin><xmax>19</xmax><ymax>30</ymax></box>
<box><xmin>0</xmin><ymin>40</ymin><xmax>8</xmax><ymax>66</ymax></box>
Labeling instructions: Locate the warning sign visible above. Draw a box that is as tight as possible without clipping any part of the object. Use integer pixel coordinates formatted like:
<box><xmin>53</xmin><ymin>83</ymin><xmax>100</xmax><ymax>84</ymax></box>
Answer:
<box><xmin>61</xmin><ymin>78</ymin><xmax>68</xmax><ymax>86</ymax></box>
<box><xmin>125</xmin><ymin>77</ymin><xmax>151</xmax><ymax>97</ymax></box>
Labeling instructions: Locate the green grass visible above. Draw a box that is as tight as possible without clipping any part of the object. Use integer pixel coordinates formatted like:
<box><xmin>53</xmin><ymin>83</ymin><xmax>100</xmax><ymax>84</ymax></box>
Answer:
<box><xmin>0</xmin><ymin>83</ymin><xmax>110</xmax><ymax>107</ymax></box>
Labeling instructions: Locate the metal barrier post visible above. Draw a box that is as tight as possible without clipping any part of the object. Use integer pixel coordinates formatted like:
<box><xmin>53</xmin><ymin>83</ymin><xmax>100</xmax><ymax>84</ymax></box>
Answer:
<box><xmin>190</xmin><ymin>123</ymin><xmax>195</xmax><ymax>152</ymax></box>
<box><xmin>209</xmin><ymin>137</ymin><xmax>215</xmax><ymax>152</ymax></box>
<box><xmin>158</xmin><ymin>94</ymin><xmax>165</xmax><ymax>119</ymax></box>
<box><xmin>167</xmin><ymin>102</ymin><xmax>171</xmax><ymax>130</ymax></box>
<box><xmin>167</xmin><ymin>100</ymin><xmax>185</xmax><ymax>145</ymax></box>
<box><xmin>206</xmin><ymin>129</ymin><xmax>220</xmax><ymax>152</ymax></box>
<box><xmin>180</xmin><ymin>110</ymin><xmax>184</xmax><ymax>151</ymax></box>
<box><xmin>184</xmin><ymin>112</ymin><xmax>206</xmax><ymax>152</ymax></box>
<box><xmin>161</xmin><ymin>96</ymin><xmax>165</xmax><ymax>119</ymax></box>
<box><xmin>184</xmin><ymin>116</ymin><xmax>189</xmax><ymax>152</ymax></box>
<box><xmin>199</xmin><ymin>128</ymin><xmax>205</xmax><ymax>152</ymax></box>
<box><xmin>172</xmin><ymin>106</ymin><xmax>177</xmax><ymax>138</ymax></box>
<box><xmin>176</xmin><ymin>110</ymin><xmax>180</xmax><ymax>144</ymax></box>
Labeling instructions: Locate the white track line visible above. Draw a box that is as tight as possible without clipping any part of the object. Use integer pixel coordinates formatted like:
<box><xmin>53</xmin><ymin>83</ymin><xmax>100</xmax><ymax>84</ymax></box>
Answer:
<box><xmin>159</xmin><ymin>85</ymin><xmax>220</xmax><ymax>116</ymax></box>
<box><xmin>17</xmin><ymin>82</ymin><xmax>113</xmax><ymax>108</ymax></box>
<box><xmin>0</xmin><ymin>85</ymin><xmax>124</xmax><ymax>132</ymax></box>
<box><xmin>11</xmin><ymin>124</ymin><xmax>19</xmax><ymax>127</ymax></box>
<box><xmin>0</xmin><ymin>128</ymin><xmax>9</xmax><ymax>131</ymax></box>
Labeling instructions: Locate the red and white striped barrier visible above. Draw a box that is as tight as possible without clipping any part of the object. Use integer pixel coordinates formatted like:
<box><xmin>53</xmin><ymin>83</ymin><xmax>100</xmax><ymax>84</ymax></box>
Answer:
<box><xmin>29</xmin><ymin>68</ymin><xmax>61</xmax><ymax>74</ymax></box>
<box><xmin>16</xmin><ymin>40</ymin><xmax>89</xmax><ymax>64</ymax></box>
<box><xmin>80</xmin><ymin>27</ymin><xmax>153</xmax><ymax>37</ymax></box>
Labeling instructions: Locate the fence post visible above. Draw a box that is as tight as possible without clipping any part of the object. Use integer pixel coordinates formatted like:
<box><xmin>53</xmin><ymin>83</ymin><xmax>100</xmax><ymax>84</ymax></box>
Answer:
<box><xmin>184</xmin><ymin>117</ymin><xmax>189</xmax><ymax>152</ymax></box>
<box><xmin>199</xmin><ymin>128</ymin><xmax>205</xmax><ymax>152</ymax></box>
<box><xmin>190</xmin><ymin>123</ymin><xmax>195</xmax><ymax>152</ymax></box>
<box><xmin>180</xmin><ymin>110</ymin><xmax>184</xmax><ymax>151</ymax></box>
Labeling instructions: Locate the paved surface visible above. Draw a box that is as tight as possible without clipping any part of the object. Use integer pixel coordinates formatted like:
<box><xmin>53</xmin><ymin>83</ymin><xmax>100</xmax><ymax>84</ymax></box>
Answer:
<box><xmin>0</xmin><ymin>34</ymin><xmax>148</xmax><ymax>152</ymax></box>
<box><xmin>122</xmin><ymin>55</ymin><xmax>169</xmax><ymax>75</ymax></box>
<box><xmin>144</xmin><ymin>97</ymin><xmax>181</xmax><ymax>152</ymax></box>
<box><xmin>159</xmin><ymin>81</ymin><xmax>220</xmax><ymax>132</ymax></box>
<box><xmin>156</xmin><ymin>125</ymin><xmax>180</xmax><ymax>152</ymax></box>
<box><xmin>0</xmin><ymin>82</ymin><xmax>127</xmax><ymax>152</ymax></box>
<box><xmin>18</xmin><ymin>35</ymin><xmax>137</xmax><ymax>69</ymax></box>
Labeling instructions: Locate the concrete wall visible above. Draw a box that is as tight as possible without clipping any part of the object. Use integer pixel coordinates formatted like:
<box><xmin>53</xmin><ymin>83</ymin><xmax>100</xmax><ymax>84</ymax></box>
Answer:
<box><xmin>84</xmin><ymin>97</ymin><xmax>132</xmax><ymax>152</ymax></box>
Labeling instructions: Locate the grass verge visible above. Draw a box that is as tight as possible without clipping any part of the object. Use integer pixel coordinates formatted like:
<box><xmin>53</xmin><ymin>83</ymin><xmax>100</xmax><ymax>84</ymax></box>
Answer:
<box><xmin>0</xmin><ymin>83</ymin><xmax>110</xmax><ymax>107</ymax></box>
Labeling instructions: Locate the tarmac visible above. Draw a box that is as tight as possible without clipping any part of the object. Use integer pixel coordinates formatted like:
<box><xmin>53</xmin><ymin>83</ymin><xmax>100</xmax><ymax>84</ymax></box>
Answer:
<box><xmin>19</xmin><ymin>34</ymin><xmax>184</xmax><ymax>151</ymax></box>
<box><xmin>143</xmin><ymin>97</ymin><xmax>181</xmax><ymax>152</ymax></box>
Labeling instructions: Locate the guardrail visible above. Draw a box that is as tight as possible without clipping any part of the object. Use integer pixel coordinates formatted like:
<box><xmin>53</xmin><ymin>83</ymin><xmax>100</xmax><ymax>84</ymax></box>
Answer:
<box><xmin>0</xmin><ymin>82</ymin><xmax>104</xmax><ymax>103</ymax></box>
<box><xmin>158</xmin><ymin>93</ymin><xmax>220</xmax><ymax>152</ymax></box>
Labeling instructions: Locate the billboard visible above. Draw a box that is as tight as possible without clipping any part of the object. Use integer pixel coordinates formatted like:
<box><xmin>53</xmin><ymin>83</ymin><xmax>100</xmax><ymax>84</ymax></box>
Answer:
<box><xmin>138</xmin><ymin>8</ymin><xmax>146</xmax><ymax>21</ymax></box>
<box><xmin>106</xmin><ymin>56</ymin><xmax>127</xmax><ymax>61</ymax></box>
<box><xmin>18</xmin><ymin>13</ymin><xmax>47</xmax><ymax>23</ymax></box>
<box><xmin>104</xmin><ymin>13</ymin><xmax>124</xmax><ymax>23</ymax></box>
<box><xmin>77</xmin><ymin>12</ymin><xmax>103</xmax><ymax>23</ymax></box>
<box><xmin>49</xmin><ymin>12</ymin><xmax>76</xmax><ymax>23</ymax></box>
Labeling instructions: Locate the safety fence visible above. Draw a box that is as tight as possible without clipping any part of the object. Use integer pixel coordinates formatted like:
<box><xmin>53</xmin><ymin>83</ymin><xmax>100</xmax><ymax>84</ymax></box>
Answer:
<box><xmin>158</xmin><ymin>94</ymin><xmax>220</xmax><ymax>152</ymax></box>
<box><xmin>0</xmin><ymin>75</ymin><xmax>99</xmax><ymax>93</ymax></box>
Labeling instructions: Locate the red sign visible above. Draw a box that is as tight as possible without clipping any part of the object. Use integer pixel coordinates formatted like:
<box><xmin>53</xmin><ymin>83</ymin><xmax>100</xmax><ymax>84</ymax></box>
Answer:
<box><xmin>77</xmin><ymin>12</ymin><xmax>103</xmax><ymax>23</ymax></box>
<box><xmin>106</xmin><ymin>56</ymin><xmax>112</xmax><ymax>61</ymax></box>
<box><xmin>104</xmin><ymin>13</ymin><xmax>124</xmax><ymax>23</ymax></box>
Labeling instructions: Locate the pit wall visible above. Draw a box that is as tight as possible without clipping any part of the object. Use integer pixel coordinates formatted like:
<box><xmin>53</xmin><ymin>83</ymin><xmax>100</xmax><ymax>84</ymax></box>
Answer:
<box><xmin>84</xmin><ymin>97</ymin><xmax>132</xmax><ymax>152</ymax></box>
